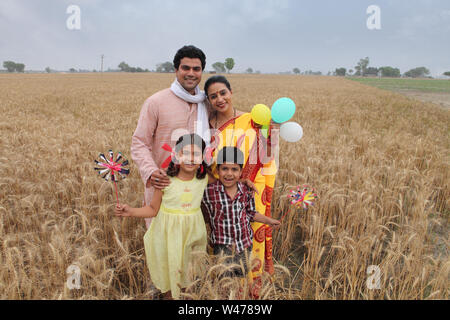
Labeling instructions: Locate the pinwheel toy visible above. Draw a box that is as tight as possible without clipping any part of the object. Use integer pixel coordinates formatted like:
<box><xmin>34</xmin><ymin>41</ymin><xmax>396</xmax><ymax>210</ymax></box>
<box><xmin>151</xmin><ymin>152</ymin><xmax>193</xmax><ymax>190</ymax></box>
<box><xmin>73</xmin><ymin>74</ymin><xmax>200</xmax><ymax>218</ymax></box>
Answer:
<box><xmin>94</xmin><ymin>150</ymin><xmax>130</xmax><ymax>205</ymax></box>
<box><xmin>280</xmin><ymin>185</ymin><xmax>317</xmax><ymax>222</ymax></box>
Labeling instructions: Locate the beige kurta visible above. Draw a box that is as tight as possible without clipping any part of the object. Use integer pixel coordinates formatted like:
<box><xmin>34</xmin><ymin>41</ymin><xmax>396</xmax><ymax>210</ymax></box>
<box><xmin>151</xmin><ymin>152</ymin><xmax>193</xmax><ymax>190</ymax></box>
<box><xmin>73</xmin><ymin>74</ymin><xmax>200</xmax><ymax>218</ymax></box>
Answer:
<box><xmin>131</xmin><ymin>88</ymin><xmax>199</xmax><ymax>227</ymax></box>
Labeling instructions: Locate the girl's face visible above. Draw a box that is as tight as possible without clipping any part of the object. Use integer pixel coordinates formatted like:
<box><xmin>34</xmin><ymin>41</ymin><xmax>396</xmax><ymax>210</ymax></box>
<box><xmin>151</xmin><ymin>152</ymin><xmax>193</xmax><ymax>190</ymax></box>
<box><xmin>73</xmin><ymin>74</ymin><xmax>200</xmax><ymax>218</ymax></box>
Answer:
<box><xmin>176</xmin><ymin>144</ymin><xmax>203</xmax><ymax>173</ymax></box>
<box><xmin>207</xmin><ymin>82</ymin><xmax>233</xmax><ymax>115</ymax></box>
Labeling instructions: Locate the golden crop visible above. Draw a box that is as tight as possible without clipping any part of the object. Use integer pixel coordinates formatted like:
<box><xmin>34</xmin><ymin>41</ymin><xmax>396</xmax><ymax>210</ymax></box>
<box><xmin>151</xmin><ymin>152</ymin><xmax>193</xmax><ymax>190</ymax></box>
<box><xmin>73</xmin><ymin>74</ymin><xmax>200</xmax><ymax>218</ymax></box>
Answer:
<box><xmin>0</xmin><ymin>73</ymin><xmax>448</xmax><ymax>299</ymax></box>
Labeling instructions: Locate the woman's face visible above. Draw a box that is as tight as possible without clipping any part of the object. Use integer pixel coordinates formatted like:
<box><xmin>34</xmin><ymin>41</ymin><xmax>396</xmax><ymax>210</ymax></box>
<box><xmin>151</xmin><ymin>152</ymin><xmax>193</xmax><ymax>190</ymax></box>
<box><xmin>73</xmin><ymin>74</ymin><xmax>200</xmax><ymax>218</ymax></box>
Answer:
<box><xmin>207</xmin><ymin>82</ymin><xmax>233</xmax><ymax>115</ymax></box>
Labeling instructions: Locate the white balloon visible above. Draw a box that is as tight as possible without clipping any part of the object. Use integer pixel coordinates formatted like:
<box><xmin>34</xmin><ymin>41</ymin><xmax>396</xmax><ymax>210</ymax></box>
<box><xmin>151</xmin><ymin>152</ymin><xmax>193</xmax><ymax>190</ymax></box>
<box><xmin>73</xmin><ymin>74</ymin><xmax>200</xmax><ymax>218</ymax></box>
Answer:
<box><xmin>280</xmin><ymin>122</ymin><xmax>303</xmax><ymax>142</ymax></box>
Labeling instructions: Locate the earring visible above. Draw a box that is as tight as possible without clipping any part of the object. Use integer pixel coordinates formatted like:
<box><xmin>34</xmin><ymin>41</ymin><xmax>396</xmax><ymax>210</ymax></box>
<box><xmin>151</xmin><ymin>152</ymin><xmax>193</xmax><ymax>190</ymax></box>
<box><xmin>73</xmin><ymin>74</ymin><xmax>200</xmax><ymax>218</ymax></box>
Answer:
<box><xmin>200</xmin><ymin>164</ymin><xmax>204</xmax><ymax>174</ymax></box>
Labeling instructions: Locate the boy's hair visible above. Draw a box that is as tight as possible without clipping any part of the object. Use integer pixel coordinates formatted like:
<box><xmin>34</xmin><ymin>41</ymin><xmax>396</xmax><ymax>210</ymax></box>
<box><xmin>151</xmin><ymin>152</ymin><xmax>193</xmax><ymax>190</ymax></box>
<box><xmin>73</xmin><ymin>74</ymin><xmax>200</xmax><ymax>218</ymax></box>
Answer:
<box><xmin>173</xmin><ymin>45</ymin><xmax>206</xmax><ymax>71</ymax></box>
<box><xmin>216</xmin><ymin>147</ymin><xmax>244</xmax><ymax>168</ymax></box>
<box><xmin>167</xmin><ymin>133</ymin><xmax>208</xmax><ymax>179</ymax></box>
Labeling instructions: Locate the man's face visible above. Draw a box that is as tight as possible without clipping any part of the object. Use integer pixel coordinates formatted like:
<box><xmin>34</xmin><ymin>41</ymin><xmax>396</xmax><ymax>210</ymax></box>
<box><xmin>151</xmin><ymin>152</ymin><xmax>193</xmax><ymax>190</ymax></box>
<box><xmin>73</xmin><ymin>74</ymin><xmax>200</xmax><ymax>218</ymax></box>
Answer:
<box><xmin>175</xmin><ymin>57</ymin><xmax>203</xmax><ymax>94</ymax></box>
<box><xmin>218</xmin><ymin>162</ymin><xmax>242</xmax><ymax>188</ymax></box>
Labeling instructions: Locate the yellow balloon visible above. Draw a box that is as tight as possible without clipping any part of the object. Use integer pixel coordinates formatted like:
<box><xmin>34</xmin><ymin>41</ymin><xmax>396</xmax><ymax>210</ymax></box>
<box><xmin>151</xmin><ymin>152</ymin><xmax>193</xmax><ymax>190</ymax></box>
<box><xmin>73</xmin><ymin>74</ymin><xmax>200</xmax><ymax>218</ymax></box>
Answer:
<box><xmin>251</xmin><ymin>104</ymin><xmax>271</xmax><ymax>125</ymax></box>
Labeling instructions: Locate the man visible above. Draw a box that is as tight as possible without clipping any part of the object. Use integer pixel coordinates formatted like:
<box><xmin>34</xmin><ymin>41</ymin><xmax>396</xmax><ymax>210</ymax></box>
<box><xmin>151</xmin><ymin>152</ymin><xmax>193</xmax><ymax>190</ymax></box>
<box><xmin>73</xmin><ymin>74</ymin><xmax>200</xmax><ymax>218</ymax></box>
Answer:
<box><xmin>131</xmin><ymin>45</ymin><xmax>210</xmax><ymax>228</ymax></box>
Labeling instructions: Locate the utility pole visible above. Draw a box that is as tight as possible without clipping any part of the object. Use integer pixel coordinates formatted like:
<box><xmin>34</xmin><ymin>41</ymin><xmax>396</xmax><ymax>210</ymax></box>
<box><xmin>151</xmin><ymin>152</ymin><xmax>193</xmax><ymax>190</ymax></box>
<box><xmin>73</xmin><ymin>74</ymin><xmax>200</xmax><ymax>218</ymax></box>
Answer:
<box><xmin>100</xmin><ymin>54</ymin><xmax>104</xmax><ymax>72</ymax></box>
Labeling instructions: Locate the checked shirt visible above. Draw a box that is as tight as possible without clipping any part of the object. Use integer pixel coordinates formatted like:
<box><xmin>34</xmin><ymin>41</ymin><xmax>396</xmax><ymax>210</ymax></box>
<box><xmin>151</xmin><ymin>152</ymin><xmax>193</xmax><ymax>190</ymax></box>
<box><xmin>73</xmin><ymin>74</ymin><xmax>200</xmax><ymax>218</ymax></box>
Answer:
<box><xmin>202</xmin><ymin>181</ymin><xmax>258</xmax><ymax>253</ymax></box>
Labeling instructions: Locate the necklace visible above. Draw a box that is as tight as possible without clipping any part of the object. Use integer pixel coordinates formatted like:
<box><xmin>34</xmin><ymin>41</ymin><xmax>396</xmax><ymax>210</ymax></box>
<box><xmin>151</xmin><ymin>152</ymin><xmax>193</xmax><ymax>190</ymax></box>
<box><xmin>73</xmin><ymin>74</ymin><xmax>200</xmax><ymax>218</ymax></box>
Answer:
<box><xmin>215</xmin><ymin>108</ymin><xmax>237</xmax><ymax>146</ymax></box>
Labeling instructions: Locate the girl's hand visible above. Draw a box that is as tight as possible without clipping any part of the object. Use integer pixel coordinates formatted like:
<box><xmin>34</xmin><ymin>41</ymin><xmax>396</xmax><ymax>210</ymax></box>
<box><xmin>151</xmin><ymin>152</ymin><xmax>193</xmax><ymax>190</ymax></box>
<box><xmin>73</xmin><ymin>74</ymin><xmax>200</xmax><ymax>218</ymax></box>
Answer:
<box><xmin>115</xmin><ymin>204</ymin><xmax>133</xmax><ymax>217</ymax></box>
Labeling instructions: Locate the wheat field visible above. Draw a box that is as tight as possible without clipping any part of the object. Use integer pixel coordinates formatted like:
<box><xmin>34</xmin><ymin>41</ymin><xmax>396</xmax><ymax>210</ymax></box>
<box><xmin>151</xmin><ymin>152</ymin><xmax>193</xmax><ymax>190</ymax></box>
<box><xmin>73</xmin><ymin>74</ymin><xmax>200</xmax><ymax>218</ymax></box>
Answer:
<box><xmin>0</xmin><ymin>73</ymin><xmax>448</xmax><ymax>300</ymax></box>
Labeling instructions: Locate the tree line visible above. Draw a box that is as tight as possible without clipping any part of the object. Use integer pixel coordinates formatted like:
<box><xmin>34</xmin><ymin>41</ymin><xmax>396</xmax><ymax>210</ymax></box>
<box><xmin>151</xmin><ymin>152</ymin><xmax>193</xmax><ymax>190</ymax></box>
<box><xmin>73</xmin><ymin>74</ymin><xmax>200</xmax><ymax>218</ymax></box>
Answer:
<box><xmin>2</xmin><ymin>58</ymin><xmax>449</xmax><ymax>78</ymax></box>
<box><xmin>2</xmin><ymin>61</ymin><xmax>25</xmax><ymax>73</ymax></box>
<box><xmin>333</xmin><ymin>57</ymin><xmax>441</xmax><ymax>78</ymax></box>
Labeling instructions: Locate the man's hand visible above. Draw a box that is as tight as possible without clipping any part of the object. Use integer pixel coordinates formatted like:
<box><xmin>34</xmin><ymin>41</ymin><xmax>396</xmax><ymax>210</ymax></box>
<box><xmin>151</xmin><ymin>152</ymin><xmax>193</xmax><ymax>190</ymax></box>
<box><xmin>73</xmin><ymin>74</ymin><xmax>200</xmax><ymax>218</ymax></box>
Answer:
<box><xmin>147</xmin><ymin>169</ymin><xmax>171</xmax><ymax>190</ymax></box>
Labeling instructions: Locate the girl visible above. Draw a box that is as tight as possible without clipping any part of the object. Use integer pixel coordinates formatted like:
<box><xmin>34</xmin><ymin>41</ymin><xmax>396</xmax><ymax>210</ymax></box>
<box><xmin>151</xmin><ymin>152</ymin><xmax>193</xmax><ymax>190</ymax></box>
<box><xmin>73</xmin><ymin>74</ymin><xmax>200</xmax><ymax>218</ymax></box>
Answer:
<box><xmin>115</xmin><ymin>133</ymin><xmax>210</xmax><ymax>300</ymax></box>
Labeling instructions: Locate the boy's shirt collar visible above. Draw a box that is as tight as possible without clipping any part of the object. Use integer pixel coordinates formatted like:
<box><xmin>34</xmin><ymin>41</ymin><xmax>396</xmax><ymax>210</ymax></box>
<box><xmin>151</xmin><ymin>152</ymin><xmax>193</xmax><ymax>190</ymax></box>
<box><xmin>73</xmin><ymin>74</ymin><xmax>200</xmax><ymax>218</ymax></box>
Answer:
<box><xmin>213</xmin><ymin>180</ymin><xmax>245</xmax><ymax>195</ymax></box>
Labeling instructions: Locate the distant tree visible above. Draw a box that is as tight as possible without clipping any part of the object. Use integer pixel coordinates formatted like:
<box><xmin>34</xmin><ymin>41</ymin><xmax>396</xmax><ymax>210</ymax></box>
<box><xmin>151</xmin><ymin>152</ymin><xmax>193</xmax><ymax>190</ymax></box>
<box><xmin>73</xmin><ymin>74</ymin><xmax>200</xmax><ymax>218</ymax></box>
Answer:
<box><xmin>15</xmin><ymin>63</ymin><xmax>25</xmax><ymax>73</ymax></box>
<box><xmin>335</xmin><ymin>68</ymin><xmax>346</xmax><ymax>76</ymax></box>
<box><xmin>3</xmin><ymin>61</ymin><xmax>16</xmax><ymax>72</ymax></box>
<box><xmin>69</xmin><ymin>68</ymin><xmax>77</xmax><ymax>73</ymax></box>
<box><xmin>348</xmin><ymin>69</ymin><xmax>354</xmax><ymax>75</ymax></box>
<box><xmin>212</xmin><ymin>62</ymin><xmax>226</xmax><ymax>73</ymax></box>
<box><xmin>443</xmin><ymin>71</ymin><xmax>450</xmax><ymax>77</ymax></box>
<box><xmin>365</xmin><ymin>67</ymin><xmax>379</xmax><ymax>76</ymax></box>
<box><xmin>156</xmin><ymin>61</ymin><xmax>174</xmax><ymax>73</ymax></box>
<box><xmin>293</xmin><ymin>68</ymin><xmax>300</xmax><ymax>74</ymax></box>
<box><xmin>255</xmin><ymin>70</ymin><xmax>261</xmax><ymax>74</ymax></box>
<box><xmin>379</xmin><ymin>66</ymin><xmax>401</xmax><ymax>77</ymax></box>
<box><xmin>118</xmin><ymin>62</ymin><xmax>131</xmax><ymax>72</ymax></box>
<box><xmin>246</xmin><ymin>67</ymin><xmax>253</xmax><ymax>74</ymax></box>
<box><xmin>45</xmin><ymin>67</ymin><xmax>51</xmax><ymax>73</ymax></box>
<box><xmin>355</xmin><ymin>57</ymin><xmax>370</xmax><ymax>76</ymax></box>
<box><xmin>224</xmin><ymin>58</ymin><xmax>235</xmax><ymax>73</ymax></box>
<box><xmin>404</xmin><ymin>67</ymin><xmax>430</xmax><ymax>78</ymax></box>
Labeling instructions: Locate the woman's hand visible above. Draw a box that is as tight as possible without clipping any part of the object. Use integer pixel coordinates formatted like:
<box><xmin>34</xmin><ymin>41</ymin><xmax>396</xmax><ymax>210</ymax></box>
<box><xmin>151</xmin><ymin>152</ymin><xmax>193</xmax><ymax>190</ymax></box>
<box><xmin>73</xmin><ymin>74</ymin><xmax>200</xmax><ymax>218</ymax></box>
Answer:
<box><xmin>241</xmin><ymin>178</ymin><xmax>259</xmax><ymax>195</ymax></box>
<box><xmin>115</xmin><ymin>204</ymin><xmax>133</xmax><ymax>217</ymax></box>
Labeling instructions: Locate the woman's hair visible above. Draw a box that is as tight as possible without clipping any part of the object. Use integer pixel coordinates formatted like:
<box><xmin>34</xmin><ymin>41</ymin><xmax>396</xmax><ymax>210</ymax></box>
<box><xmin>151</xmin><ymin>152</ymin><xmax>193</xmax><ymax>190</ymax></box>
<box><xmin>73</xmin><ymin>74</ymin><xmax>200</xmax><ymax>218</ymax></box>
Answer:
<box><xmin>204</xmin><ymin>75</ymin><xmax>232</xmax><ymax>97</ymax></box>
<box><xmin>166</xmin><ymin>133</ymin><xmax>208</xmax><ymax>179</ymax></box>
<box><xmin>216</xmin><ymin>146</ymin><xmax>244</xmax><ymax>168</ymax></box>
<box><xmin>173</xmin><ymin>45</ymin><xmax>206</xmax><ymax>70</ymax></box>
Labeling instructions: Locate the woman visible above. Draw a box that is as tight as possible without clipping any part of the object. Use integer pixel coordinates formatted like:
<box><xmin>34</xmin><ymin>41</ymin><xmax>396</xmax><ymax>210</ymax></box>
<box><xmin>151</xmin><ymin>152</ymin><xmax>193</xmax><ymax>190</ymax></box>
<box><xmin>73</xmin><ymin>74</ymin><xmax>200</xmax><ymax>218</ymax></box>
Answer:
<box><xmin>204</xmin><ymin>75</ymin><xmax>278</xmax><ymax>295</ymax></box>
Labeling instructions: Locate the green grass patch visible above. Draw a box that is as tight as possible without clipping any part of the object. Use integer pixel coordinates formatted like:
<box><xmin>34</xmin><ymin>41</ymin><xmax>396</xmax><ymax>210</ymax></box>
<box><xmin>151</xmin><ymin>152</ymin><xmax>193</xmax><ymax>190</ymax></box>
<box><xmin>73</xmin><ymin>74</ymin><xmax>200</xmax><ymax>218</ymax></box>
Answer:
<box><xmin>348</xmin><ymin>77</ymin><xmax>450</xmax><ymax>93</ymax></box>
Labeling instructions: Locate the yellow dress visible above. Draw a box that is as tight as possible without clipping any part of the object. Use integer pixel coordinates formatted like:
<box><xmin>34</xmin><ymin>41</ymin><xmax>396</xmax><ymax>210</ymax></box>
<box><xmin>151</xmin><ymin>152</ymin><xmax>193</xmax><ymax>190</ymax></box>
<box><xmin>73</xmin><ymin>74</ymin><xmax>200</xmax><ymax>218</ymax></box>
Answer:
<box><xmin>143</xmin><ymin>175</ymin><xmax>208</xmax><ymax>299</ymax></box>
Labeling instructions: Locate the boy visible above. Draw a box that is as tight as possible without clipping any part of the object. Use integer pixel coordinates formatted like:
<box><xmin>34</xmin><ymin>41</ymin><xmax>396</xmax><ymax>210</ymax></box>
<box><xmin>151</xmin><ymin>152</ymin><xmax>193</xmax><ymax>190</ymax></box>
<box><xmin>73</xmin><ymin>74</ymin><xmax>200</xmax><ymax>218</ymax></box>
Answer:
<box><xmin>202</xmin><ymin>147</ymin><xmax>280</xmax><ymax>277</ymax></box>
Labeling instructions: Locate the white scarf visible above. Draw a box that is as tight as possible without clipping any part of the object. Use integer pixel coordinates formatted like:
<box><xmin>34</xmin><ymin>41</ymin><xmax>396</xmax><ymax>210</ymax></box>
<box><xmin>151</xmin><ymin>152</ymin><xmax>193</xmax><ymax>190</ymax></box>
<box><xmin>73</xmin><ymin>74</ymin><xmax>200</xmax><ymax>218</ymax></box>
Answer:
<box><xmin>170</xmin><ymin>79</ymin><xmax>211</xmax><ymax>145</ymax></box>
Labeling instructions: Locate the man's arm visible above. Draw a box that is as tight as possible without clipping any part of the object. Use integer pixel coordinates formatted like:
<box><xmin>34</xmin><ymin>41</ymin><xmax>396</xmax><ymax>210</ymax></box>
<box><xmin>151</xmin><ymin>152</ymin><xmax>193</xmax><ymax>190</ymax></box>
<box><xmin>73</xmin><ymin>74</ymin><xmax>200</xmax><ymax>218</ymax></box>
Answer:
<box><xmin>130</xmin><ymin>97</ymin><xmax>160</xmax><ymax>186</ymax></box>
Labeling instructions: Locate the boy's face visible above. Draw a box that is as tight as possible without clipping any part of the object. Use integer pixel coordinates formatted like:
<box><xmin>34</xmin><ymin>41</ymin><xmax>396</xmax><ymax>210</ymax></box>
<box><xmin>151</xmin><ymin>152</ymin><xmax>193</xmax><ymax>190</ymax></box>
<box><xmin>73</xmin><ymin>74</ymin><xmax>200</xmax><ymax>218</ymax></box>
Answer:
<box><xmin>218</xmin><ymin>162</ymin><xmax>242</xmax><ymax>188</ymax></box>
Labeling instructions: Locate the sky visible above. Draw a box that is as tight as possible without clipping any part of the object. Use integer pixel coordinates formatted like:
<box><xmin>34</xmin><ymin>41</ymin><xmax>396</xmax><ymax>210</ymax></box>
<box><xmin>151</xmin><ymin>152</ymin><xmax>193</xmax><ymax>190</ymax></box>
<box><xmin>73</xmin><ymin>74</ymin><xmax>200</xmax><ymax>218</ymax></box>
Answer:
<box><xmin>1</xmin><ymin>0</ymin><xmax>449</xmax><ymax>76</ymax></box>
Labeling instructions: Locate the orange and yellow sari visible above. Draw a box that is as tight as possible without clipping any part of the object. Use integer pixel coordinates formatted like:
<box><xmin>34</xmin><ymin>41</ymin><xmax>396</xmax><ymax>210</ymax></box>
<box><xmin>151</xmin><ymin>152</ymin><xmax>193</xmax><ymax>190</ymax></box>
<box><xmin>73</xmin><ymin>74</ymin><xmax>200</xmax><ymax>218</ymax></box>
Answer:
<box><xmin>210</xmin><ymin>113</ymin><xmax>278</xmax><ymax>292</ymax></box>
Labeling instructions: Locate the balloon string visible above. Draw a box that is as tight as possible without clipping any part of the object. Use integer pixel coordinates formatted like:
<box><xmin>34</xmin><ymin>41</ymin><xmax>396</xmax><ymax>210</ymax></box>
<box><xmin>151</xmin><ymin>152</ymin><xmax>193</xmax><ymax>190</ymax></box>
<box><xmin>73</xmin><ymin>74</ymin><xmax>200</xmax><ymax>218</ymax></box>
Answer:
<box><xmin>280</xmin><ymin>207</ymin><xmax>291</xmax><ymax>223</ymax></box>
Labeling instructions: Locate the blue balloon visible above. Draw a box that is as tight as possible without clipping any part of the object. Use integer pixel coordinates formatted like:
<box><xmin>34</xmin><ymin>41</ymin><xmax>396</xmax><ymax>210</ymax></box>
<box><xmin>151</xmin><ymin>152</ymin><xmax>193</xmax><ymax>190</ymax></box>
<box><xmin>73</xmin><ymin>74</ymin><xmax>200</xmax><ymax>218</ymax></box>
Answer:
<box><xmin>271</xmin><ymin>97</ymin><xmax>296</xmax><ymax>123</ymax></box>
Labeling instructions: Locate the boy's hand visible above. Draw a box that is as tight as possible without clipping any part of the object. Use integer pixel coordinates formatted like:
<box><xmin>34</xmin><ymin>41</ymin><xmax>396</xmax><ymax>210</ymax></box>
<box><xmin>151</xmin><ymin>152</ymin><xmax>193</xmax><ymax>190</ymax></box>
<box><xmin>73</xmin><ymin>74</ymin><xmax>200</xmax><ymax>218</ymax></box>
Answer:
<box><xmin>268</xmin><ymin>218</ymin><xmax>281</xmax><ymax>230</ymax></box>
<box><xmin>115</xmin><ymin>204</ymin><xmax>133</xmax><ymax>217</ymax></box>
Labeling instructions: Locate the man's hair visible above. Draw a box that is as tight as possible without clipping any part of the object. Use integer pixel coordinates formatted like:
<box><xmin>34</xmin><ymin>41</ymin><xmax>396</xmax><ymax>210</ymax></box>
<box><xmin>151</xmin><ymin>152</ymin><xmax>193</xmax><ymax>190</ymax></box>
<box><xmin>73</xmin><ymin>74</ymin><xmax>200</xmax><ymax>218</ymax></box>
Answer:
<box><xmin>216</xmin><ymin>147</ymin><xmax>244</xmax><ymax>168</ymax></box>
<box><xmin>173</xmin><ymin>45</ymin><xmax>206</xmax><ymax>71</ymax></box>
<box><xmin>204</xmin><ymin>75</ymin><xmax>232</xmax><ymax>97</ymax></box>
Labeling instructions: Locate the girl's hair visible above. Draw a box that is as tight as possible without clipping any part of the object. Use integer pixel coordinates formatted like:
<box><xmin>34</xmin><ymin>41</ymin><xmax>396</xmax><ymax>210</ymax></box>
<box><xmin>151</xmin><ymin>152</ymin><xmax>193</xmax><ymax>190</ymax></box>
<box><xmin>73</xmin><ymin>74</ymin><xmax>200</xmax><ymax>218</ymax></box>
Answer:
<box><xmin>166</xmin><ymin>133</ymin><xmax>208</xmax><ymax>179</ymax></box>
<box><xmin>204</xmin><ymin>75</ymin><xmax>232</xmax><ymax>97</ymax></box>
<box><xmin>216</xmin><ymin>147</ymin><xmax>244</xmax><ymax>168</ymax></box>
